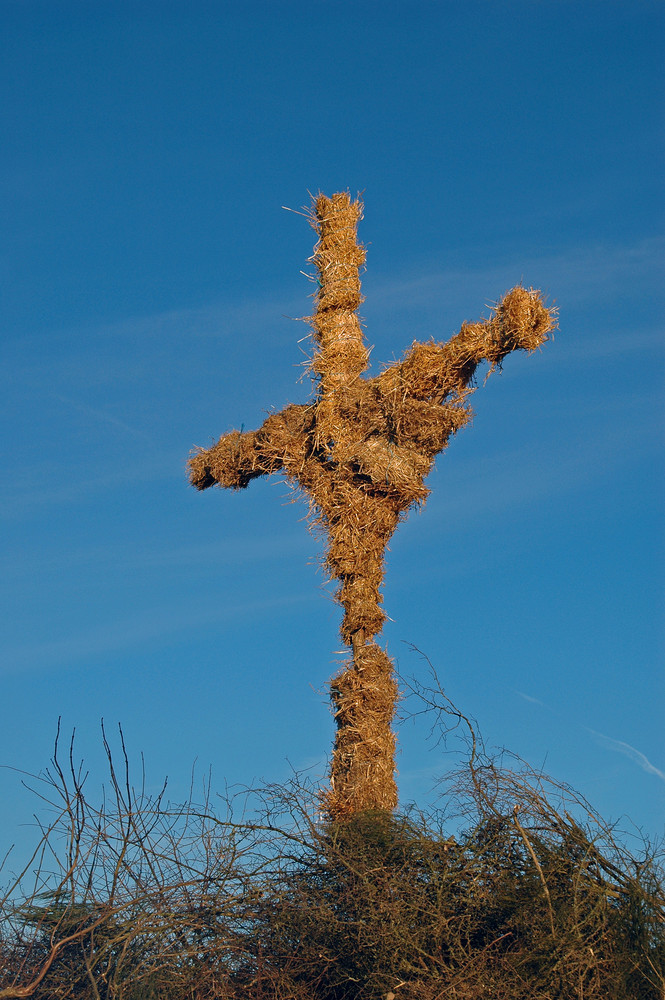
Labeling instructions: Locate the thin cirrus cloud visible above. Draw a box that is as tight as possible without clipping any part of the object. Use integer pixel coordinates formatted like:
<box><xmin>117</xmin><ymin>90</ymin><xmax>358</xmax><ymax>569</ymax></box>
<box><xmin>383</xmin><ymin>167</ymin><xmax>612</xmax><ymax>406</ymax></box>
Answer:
<box><xmin>587</xmin><ymin>729</ymin><xmax>665</xmax><ymax>784</ymax></box>
<box><xmin>423</xmin><ymin>420</ymin><xmax>645</xmax><ymax>529</ymax></box>
<box><xmin>1</xmin><ymin>592</ymin><xmax>315</xmax><ymax>676</ymax></box>
<box><xmin>50</xmin><ymin>393</ymin><xmax>154</xmax><ymax>441</ymax></box>
<box><xmin>366</xmin><ymin>235</ymin><xmax>664</xmax><ymax>317</ymax></box>
<box><xmin>516</xmin><ymin>691</ymin><xmax>665</xmax><ymax>785</ymax></box>
<box><xmin>515</xmin><ymin>691</ymin><xmax>547</xmax><ymax>708</ymax></box>
<box><xmin>0</xmin><ymin>528</ymin><xmax>309</xmax><ymax>587</ymax></box>
<box><xmin>12</xmin><ymin>233</ymin><xmax>658</xmax><ymax>391</ymax></box>
<box><xmin>0</xmin><ymin>454</ymin><xmax>177</xmax><ymax>519</ymax></box>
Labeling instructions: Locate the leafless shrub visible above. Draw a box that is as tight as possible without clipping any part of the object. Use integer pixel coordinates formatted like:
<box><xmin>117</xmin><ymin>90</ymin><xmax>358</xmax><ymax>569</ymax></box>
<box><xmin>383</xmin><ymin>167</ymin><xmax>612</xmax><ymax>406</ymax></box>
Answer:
<box><xmin>1</xmin><ymin>684</ymin><xmax>662</xmax><ymax>999</ymax></box>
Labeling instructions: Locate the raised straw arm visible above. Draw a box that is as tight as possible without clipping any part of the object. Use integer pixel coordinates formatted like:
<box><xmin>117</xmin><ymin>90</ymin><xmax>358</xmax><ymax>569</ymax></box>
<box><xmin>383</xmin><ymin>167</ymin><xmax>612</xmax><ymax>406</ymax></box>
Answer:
<box><xmin>377</xmin><ymin>286</ymin><xmax>555</xmax><ymax>405</ymax></box>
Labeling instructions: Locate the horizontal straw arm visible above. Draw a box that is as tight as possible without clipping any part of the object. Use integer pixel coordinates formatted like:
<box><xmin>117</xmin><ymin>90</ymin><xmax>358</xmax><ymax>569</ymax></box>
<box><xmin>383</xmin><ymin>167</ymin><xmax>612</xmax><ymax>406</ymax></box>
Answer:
<box><xmin>188</xmin><ymin>403</ymin><xmax>314</xmax><ymax>491</ymax></box>
<box><xmin>188</xmin><ymin>429</ymin><xmax>272</xmax><ymax>491</ymax></box>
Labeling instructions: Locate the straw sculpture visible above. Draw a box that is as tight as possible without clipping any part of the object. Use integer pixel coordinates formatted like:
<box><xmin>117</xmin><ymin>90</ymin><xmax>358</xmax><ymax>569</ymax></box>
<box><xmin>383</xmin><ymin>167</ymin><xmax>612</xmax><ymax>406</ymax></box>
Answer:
<box><xmin>189</xmin><ymin>192</ymin><xmax>556</xmax><ymax>819</ymax></box>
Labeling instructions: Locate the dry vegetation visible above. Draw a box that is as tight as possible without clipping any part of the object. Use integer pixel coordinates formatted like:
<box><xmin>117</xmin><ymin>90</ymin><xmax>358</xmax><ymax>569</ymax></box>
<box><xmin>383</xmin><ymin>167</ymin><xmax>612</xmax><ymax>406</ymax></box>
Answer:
<box><xmin>188</xmin><ymin>192</ymin><xmax>557</xmax><ymax>817</ymax></box>
<box><xmin>5</xmin><ymin>195</ymin><xmax>654</xmax><ymax>996</ymax></box>
<box><xmin>1</xmin><ymin>684</ymin><xmax>662</xmax><ymax>999</ymax></box>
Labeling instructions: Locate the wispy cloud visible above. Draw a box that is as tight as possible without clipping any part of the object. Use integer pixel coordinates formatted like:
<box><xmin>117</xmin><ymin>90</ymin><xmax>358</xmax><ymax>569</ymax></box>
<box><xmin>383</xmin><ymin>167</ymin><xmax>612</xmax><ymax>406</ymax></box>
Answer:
<box><xmin>0</xmin><ymin>526</ymin><xmax>312</xmax><ymax>588</ymax></box>
<box><xmin>421</xmin><ymin>418</ymin><xmax>646</xmax><ymax>529</ymax></box>
<box><xmin>367</xmin><ymin>235</ymin><xmax>665</xmax><ymax>317</ymax></box>
<box><xmin>51</xmin><ymin>393</ymin><xmax>152</xmax><ymax>442</ymax></box>
<box><xmin>12</xmin><ymin>232</ymin><xmax>650</xmax><ymax>387</ymax></box>
<box><xmin>516</xmin><ymin>691</ymin><xmax>665</xmax><ymax>784</ymax></box>
<box><xmin>0</xmin><ymin>453</ymin><xmax>176</xmax><ymax>520</ymax></box>
<box><xmin>587</xmin><ymin>729</ymin><xmax>665</xmax><ymax>784</ymax></box>
<box><xmin>0</xmin><ymin>592</ymin><xmax>316</xmax><ymax>676</ymax></box>
<box><xmin>7</xmin><ymin>293</ymin><xmax>304</xmax><ymax>383</ymax></box>
<box><xmin>516</xmin><ymin>691</ymin><xmax>547</xmax><ymax>708</ymax></box>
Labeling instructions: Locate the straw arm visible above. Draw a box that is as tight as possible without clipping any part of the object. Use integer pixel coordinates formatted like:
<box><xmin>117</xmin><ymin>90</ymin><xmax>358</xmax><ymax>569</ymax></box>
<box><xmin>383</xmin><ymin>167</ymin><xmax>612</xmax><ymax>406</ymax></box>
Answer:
<box><xmin>188</xmin><ymin>429</ymin><xmax>274</xmax><ymax>491</ymax></box>
<box><xmin>376</xmin><ymin>286</ymin><xmax>555</xmax><ymax>404</ymax></box>
<box><xmin>460</xmin><ymin>285</ymin><xmax>555</xmax><ymax>370</ymax></box>
<box><xmin>188</xmin><ymin>403</ymin><xmax>313</xmax><ymax>491</ymax></box>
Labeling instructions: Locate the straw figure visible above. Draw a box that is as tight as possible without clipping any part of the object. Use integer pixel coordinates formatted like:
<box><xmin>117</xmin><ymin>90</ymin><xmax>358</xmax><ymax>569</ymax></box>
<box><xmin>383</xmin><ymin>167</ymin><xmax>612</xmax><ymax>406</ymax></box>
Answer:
<box><xmin>189</xmin><ymin>193</ymin><xmax>556</xmax><ymax>819</ymax></box>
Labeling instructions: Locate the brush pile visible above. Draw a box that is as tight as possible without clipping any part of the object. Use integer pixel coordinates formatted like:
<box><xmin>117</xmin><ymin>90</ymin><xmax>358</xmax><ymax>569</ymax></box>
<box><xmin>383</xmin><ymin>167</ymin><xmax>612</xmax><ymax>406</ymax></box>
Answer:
<box><xmin>2</xmin><ymin>709</ymin><xmax>663</xmax><ymax>1000</ymax></box>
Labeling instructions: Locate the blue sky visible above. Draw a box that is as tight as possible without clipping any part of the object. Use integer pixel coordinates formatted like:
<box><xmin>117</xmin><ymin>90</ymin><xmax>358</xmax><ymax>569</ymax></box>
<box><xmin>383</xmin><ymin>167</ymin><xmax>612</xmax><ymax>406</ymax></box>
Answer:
<box><xmin>1</xmin><ymin>0</ymin><xmax>663</xmax><ymax>867</ymax></box>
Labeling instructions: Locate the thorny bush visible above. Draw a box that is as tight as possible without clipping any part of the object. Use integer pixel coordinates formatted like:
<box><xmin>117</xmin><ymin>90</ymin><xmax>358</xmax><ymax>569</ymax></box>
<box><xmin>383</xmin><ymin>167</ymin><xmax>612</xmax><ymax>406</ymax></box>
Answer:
<box><xmin>1</xmin><ymin>680</ymin><xmax>663</xmax><ymax>999</ymax></box>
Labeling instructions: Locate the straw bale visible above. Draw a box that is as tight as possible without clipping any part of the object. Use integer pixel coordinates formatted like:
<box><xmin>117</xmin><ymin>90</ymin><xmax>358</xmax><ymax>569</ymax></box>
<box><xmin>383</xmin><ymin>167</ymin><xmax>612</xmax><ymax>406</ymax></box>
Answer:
<box><xmin>322</xmin><ymin>491</ymin><xmax>399</xmax><ymax>549</ymax></box>
<box><xmin>310</xmin><ymin>308</ymin><xmax>366</xmax><ymax>343</ymax></box>
<box><xmin>309</xmin><ymin>336</ymin><xmax>369</xmax><ymax>383</ymax></box>
<box><xmin>310</xmin><ymin>193</ymin><xmax>365</xmax><ymax>326</ymax></box>
<box><xmin>257</xmin><ymin>405</ymin><xmax>312</xmax><ymax>471</ymax></box>
<box><xmin>382</xmin><ymin>396</ymin><xmax>470</xmax><ymax>453</ymax></box>
<box><xmin>189</xmin><ymin>430</ymin><xmax>274</xmax><ymax>491</ymax></box>
<box><xmin>338</xmin><ymin>387</ymin><xmax>387</xmax><ymax>439</ymax></box>
<box><xmin>308</xmin><ymin>194</ymin><xmax>369</xmax><ymax>413</ymax></box>
<box><xmin>325</xmin><ymin>529</ymin><xmax>375</xmax><ymax>578</ymax></box>
<box><xmin>326</xmin><ymin>642</ymin><xmax>399</xmax><ymax>816</ymax></box>
<box><xmin>325</xmin><ymin>529</ymin><xmax>397</xmax><ymax>591</ymax></box>
<box><xmin>337</xmin><ymin>577</ymin><xmax>386</xmax><ymax>641</ymax></box>
<box><xmin>491</xmin><ymin>284</ymin><xmax>554</xmax><ymax>355</ymax></box>
<box><xmin>326</xmin><ymin>530</ymin><xmax>384</xmax><ymax>575</ymax></box>
<box><xmin>189</xmin><ymin>403</ymin><xmax>317</xmax><ymax>491</ymax></box>
<box><xmin>346</xmin><ymin>438</ymin><xmax>432</xmax><ymax>501</ymax></box>
<box><xmin>376</xmin><ymin>339</ymin><xmax>467</xmax><ymax>401</ymax></box>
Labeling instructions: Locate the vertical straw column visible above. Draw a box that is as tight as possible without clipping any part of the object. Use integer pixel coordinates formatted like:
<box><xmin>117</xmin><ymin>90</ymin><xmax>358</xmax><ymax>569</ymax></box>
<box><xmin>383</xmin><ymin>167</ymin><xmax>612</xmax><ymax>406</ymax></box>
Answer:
<box><xmin>309</xmin><ymin>193</ymin><xmax>399</xmax><ymax>818</ymax></box>
<box><xmin>309</xmin><ymin>193</ymin><xmax>368</xmax><ymax>453</ymax></box>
